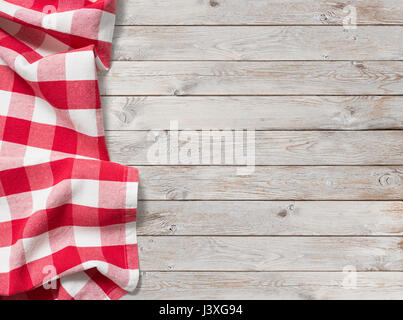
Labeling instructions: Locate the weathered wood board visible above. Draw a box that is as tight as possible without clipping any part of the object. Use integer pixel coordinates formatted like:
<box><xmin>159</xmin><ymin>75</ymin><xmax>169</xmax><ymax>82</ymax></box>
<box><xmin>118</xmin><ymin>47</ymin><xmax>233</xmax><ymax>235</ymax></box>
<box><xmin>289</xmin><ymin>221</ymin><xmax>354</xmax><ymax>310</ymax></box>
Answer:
<box><xmin>116</xmin><ymin>0</ymin><xmax>403</xmax><ymax>25</ymax></box>
<box><xmin>100</xmin><ymin>61</ymin><xmax>403</xmax><ymax>96</ymax></box>
<box><xmin>137</xmin><ymin>236</ymin><xmax>403</xmax><ymax>271</ymax></box>
<box><xmin>135</xmin><ymin>201</ymin><xmax>403</xmax><ymax>236</ymax></box>
<box><xmin>123</xmin><ymin>272</ymin><xmax>403</xmax><ymax>300</ymax></box>
<box><xmin>106</xmin><ymin>131</ymin><xmax>403</xmax><ymax>165</ymax></box>
<box><xmin>102</xmin><ymin>96</ymin><xmax>403</xmax><ymax>131</ymax></box>
<box><xmin>113</xmin><ymin>26</ymin><xmax>403</xmax><ymax>61</ymax></box>
<box><xmin>135</xmin><ymin>166</ymin><xmax>403</xmax><ymax>201</ymax></box>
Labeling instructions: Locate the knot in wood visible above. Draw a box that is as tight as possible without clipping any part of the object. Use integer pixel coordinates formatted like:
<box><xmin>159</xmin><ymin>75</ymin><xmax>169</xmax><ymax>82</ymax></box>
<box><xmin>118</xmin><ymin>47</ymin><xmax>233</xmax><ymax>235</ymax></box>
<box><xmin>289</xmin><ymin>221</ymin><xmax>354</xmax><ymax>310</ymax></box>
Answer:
<box><xmin>168</xmin><ymin>224</ymin><xmax>177</xmax><ymax>234</ymax></box>
<box><xmin>378</xmin><ymin>173</ymin><xmax>401</xmax><ymax>187</ymax></box>
<box><xmin>165</xmin><ymin>188</ymin><xmax>189</xmax><ymax>200</ymax></box>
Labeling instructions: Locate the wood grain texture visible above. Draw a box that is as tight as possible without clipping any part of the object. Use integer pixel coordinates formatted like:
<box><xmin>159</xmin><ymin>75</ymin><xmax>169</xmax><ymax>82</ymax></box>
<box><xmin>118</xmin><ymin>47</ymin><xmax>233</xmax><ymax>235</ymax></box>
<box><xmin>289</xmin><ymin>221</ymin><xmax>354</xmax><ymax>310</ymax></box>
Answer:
<box><xmin>106</xmin><ymin>131</ymin><xmax>403</xmax><ymax>166</ymax></box>
<box><xmin>123</xmin><ymin>272</ymin><xmax>403</xmax><ymax>300</ymax></box>
<box><xmin>136</xmin><ymin>201</ymin><xmax>403</xmax><ymax>236</ymax></box>
<box><xmin>136</xmin><ymin>166</ymin><xmax>403</xmax><ymax>200</ymax></box>
<box><xmin>138</xmin><ymin>236</ymin><xmax>403</xmax><ymax>271</ymax></box>
<box><xmin>116</xmin><ymin>0</ymin><xmax>403</xmax><ymax>25</ymax></box>
<box><xmin>102</xmin><ymin>96</ymin><xmax>403</xmax><ymax>131</ymax></box>
<box><xmin>113</xmin><ymin>26</ymin><xmax>403</xmax><ymax>61</ymax></box>
<box><xmin>112</xmin><ymin>0</ymin><xmax>403</xmax><ymax>300</ymax></box>
<box><xmin>100</xmin><ymin>61</ymin><xmax>403</xmax><ymax>95</ymax></box>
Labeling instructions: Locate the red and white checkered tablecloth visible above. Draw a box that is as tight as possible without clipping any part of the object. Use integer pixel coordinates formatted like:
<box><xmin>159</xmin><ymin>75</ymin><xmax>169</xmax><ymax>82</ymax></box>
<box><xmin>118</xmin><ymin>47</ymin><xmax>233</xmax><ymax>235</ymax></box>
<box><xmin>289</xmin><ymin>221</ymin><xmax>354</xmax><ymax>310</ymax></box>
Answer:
<box><xmin>0</xmin><ymin>0</ymin><xmax>139</xmax><ymax>300</ymax></box>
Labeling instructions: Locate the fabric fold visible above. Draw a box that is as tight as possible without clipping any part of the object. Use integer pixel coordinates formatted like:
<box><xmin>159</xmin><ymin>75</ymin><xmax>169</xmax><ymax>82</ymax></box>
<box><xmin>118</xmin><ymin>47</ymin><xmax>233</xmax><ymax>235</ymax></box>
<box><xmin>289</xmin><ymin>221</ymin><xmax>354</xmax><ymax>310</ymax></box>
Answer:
<box><xmin>0</xmin><ymin>0</ymin><xmax>139</xmax><ymax>300</ymax></box>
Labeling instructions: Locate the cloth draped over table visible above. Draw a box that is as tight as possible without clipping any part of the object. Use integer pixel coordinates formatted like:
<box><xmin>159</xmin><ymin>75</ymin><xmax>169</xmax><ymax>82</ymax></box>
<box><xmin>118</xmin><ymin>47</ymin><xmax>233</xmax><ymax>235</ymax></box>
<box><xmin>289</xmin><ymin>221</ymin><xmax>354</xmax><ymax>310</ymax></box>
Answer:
<box><xmin>0</xmin><ymin>0</ymin><xmax>139</xmax><ymax>300</ymax></box>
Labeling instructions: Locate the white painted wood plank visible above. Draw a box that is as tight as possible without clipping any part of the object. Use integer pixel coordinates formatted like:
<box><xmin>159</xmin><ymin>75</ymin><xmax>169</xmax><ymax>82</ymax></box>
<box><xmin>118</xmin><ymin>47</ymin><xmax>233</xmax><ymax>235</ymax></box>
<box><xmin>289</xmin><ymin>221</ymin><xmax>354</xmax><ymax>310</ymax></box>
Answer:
<box><xmin>102</xmin><ymin>96</ymin><xmax>403</xmax><ymax>131</ymax></box>
<box><xmin>136</xmin><ymin>201</ymin><xmax>403</xmax><ymax>236</ymax></box>
<box><xmin>138</xmin><ymin>236</ymin><xmax>403</xmax><ymax>271</ymax></box>
<box><xmin>113</xmin><ymin>26</ymin><xmax>403</xmax><ymax>61</ymax></box>
<box><xmin>100</xmin><ymin>61</ymin><xmax>403</xmax><ymax>95</ymax></box>
<box><xmin>116</xmin><ymin>0</ymin><xmax>403</xmax><ymax>25</ymax></box>
<box><xmin>123</xmin><ymin>272</ymin><xmax>403</xmax><ymax>300</ymax></box>
<box><xmin>136</xmin><ymin>166</ymin><xmax>403</xmax><ymax>200</ymax></box>
<box><xmin>106</xmin><ymin>131</ymin><xmax>403</xmax><ymax>166</ymax></box>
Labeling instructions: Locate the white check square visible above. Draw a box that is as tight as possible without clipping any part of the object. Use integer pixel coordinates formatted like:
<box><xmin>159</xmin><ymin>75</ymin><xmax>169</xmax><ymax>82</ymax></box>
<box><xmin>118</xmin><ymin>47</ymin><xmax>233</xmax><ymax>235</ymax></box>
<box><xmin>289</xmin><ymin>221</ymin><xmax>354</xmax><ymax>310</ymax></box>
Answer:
<box><xmin>65</xmin><ymin>51</ymin><xmax>96</xmax><ymax>81</ymax></box>
<box><xmin>0</xmin><ymin>90</ymin><xmax>12</xmax><ymax>117</ymax></box>
<box><xmin>126</xmin><ymin>182</ymin><xmax>138</xmax><ymax>209</ymax></box>
<box><xmin>32</xmin><ymin>97</ymin><xmax>57</xmax><ymax>126</ymax></box>
<box><xmin>42</xmin><ymin>11</ymin><xmax>74</xmax><ymax>34</ymax></box>
<box><xmin>0</xmin><ymin>246</ymin><xmax>11</xmax><ymax>272</ymax></box>
<box><xmin>23</xmin><ymin>233</ymin><xmax>52</xmax><ymax>263</ymax></box>
<box><xmin>71</xmin><ymin>179</ymin><xmax>99</xmax><ymax>207</ymax></box>
<box><xmin>73</xmin><ymin>226</ymin><xmax>102</xmax><ymax>247</ymax></box>
<box><xmin>98</xmin><ymin>11</ymin><xmax>115</xmax><ymax>42</ymax></box>
<box><xmin>68</xmin><ymin>109</ymin><xmax>99</xmax><ymax>137</ymax></box>
<box><xmin>60</xmin><ymin>271</ymin><xmax>91</xmax><ymax>297</ymax></box>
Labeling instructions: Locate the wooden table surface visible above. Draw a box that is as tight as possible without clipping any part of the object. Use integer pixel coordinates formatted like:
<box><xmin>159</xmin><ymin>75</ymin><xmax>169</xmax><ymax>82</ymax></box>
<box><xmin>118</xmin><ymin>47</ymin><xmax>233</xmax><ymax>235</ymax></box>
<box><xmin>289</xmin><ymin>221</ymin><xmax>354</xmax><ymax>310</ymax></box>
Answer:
<box><xmin>102</xmin><ymin>0</ymin><xmax>403</xmax><ymax>299</ymax></box>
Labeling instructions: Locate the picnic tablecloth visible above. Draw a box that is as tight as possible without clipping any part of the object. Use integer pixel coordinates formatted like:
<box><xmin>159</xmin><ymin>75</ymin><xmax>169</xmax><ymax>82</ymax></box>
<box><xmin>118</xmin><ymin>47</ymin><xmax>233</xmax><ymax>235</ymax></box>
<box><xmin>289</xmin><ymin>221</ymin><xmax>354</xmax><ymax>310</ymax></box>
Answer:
<box><xmin>0</xmin><ymin>0</ymin><xmax>139</xmax><ymax>300</ymax></box>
